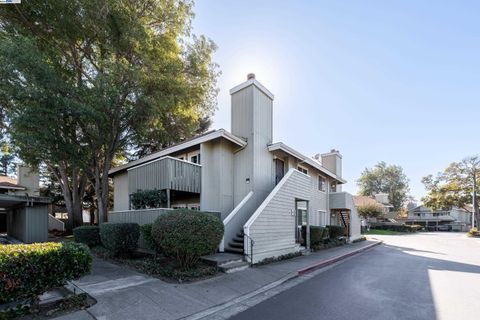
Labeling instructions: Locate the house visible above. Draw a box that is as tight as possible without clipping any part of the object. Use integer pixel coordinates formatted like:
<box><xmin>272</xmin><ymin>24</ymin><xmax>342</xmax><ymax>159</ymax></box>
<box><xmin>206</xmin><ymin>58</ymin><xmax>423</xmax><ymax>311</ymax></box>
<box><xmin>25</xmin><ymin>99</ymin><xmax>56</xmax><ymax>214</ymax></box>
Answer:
<box><xmin>406</xmin><ymin>205</ymin><xmax>471</xmax><ymax>231</ymax></box>
<box><xmin>0</xmin><ymin>165</ymin><xmax>50</xmax><ymax>243</ymax></box>
<box><xmin>108</xmin><ymin>74</ymin><xmax>361</xmax><ymax>264</ymax></box>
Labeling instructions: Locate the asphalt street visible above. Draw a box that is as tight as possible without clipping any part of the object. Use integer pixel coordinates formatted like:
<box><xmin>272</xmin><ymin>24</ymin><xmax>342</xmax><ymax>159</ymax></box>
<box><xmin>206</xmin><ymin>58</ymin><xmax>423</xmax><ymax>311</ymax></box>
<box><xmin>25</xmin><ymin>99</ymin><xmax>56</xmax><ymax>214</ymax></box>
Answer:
<box><xmin>229</xmin><ymin>232</ymin><xmax>480</xmax><ymax>320</ymax></box>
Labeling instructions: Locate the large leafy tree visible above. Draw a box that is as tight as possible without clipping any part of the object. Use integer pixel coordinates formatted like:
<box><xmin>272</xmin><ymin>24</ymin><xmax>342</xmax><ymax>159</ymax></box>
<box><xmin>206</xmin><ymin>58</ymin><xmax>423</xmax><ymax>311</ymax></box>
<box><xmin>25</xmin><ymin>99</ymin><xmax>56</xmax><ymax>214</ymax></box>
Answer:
<box><xmin>422</xmin><ymin>156</ymin><xmax>479</xmax><ymax>226</ymax></box>
<box><xmin>357</xmin><ymin>161</ymin><xmax>410</xmax><ymax>211</ymax></box>
<box><xmin>0</xmin><ymin>0</ymin><xmax>218</xmax><ymax>228</ymax></box>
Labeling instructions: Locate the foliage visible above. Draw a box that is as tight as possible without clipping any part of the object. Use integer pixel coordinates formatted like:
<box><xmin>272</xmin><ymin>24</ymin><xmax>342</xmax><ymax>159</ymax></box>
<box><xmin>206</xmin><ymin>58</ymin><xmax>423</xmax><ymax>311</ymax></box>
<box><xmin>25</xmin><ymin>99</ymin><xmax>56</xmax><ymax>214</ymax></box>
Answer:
<box><xmin>152</xmin><ymin>209</ymin><xmax>224</xmax><ymax>269</ymax></box>
<box><xmin>0</xmin><ymin>242</ymin><xmax>91</xmax><ymax>304</ymax></box>
<box><xmin>100</xmin><ymin>223</ymin><xmax>140</xmax><ymax>257</ymax></box>
<box><xmin>0</xmin><ymin>139</ymin><xmax>17</xmax><ymax>176</ymax></box>
<box><xmin>301</xmin><ymin>226</ymin><xmax>329</xmax><ymax>249</ymax></box>
<box><xmin>0</xmin><ymin>0</ymin><xmax>219</xmax><ymax>229</ymax></box>
<box><xmin>357</xmin><ymin>203</ymin><xmax>384</xmax><ymax>219</ymax></box>
<box><xmin>256</xmin><ymin>252</ymin><xmax>302</xmax><ymax>266</ymax></box>
<box><xmin>352</xmin><ymin>236</ymin><xmax>367</xmax><ymax>243</ymax></box>
<box><xmin>326</xmin><ymin>225</ymin><xmax>346</xmax><ymax>239</ymax></box>
<box><xmin>131</xmin><ymin>189</ymin><xmax>167</xmax><ymax>209</ymax></box>
<box><xmin>369</xmin><ymin>223</ymin><xmax>421</xmax><ymax>233</ymax></box>
<box><xmin>140</xmin><ymin>223</ymin><xmax>160</xmax><ymax>252</ymax></box>
<box><xmin>467</xmin><ymin>228</ymin><xmax>480</xmax><ymax>238</ymax></box>
<box><xmin>73</xmin><ymin>225</ymin><xmax>101</xmax><ymax>247</ymax></box>
<box><xmin>357</xmin><ymin>161</ymin><xmax>410</xmax><ymax>211</ymax></box>
<box><xmin>422</xmin><ymin>156</ymin><xmax>480</xmax><ymax>225</ymax></box>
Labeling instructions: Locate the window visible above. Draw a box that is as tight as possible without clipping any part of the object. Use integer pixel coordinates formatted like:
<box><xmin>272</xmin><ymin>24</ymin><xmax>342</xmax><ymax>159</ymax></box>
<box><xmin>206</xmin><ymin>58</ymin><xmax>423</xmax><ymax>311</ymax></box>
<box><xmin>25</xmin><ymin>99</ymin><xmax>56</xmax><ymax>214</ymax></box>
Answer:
<box><xmin>318</xmin><ymin>176</ymin><xmax>326</xmax><ymax>192</ymax></box>
<box><xmin>190</xmin><ymin>154</ymin><xmax>200</xmax><ymax>164</ymax></box>
<box><xmin>330</xmin><ymin>182</ymin><xmax>337</xmax><ymax>192</ymax></box>
<box><xmin>297</xmin><ymin>165</ymin><xmax>308</xmax><ymax>174</ymax></box>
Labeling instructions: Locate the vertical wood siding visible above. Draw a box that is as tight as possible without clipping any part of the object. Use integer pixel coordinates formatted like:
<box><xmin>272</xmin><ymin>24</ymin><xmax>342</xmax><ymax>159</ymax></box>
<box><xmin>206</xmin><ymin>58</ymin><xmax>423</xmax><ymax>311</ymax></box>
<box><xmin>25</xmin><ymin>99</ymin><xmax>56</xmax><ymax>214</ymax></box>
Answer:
<box><xmin>128</xmin><ymin>157</ymin><xmax>201</xmax><ymax>194</ymax></box>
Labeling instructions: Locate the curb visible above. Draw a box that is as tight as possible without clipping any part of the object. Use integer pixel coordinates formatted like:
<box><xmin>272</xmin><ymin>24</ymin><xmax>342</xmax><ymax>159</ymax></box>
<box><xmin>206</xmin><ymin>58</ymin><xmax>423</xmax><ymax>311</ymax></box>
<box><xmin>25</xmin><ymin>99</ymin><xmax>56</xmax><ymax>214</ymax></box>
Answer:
<box><xmin>181</xmin><ymin>240</ymin><xmax>382</xmax><ymax>320</ymax></box>
<box><xmin>297</xmin><ymin>240</ymin><xmax>383</xmax><ymax>275</ymax></box>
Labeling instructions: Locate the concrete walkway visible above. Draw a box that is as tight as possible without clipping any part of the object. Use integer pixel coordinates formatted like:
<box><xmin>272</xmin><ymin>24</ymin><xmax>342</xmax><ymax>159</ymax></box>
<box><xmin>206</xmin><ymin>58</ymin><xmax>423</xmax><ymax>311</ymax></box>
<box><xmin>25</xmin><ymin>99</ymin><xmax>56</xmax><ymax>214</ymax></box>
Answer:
<box><xmin>59</xmin><ymin>240</ymin><xmax>380</xmax><ymax>320</ymax></box>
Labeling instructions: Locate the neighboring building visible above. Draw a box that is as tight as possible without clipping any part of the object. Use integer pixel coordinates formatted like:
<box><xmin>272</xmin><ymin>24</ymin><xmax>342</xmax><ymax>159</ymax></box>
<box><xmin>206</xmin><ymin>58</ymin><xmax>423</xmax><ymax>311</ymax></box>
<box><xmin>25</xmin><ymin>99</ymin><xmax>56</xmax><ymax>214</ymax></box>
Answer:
<box><xmin>406</xmin><ymin>205</ymin><xmax>471</xmax><ymax>231</ymax></box>
<box><xmin>0</xmin><ymin>165</ymin><xmax>50</xmax><ymax>243</ymax></box>
<box><xmin>108</xmin><ymin>74</ymin><xmax>361</xmax><ymax>264</ymax></box>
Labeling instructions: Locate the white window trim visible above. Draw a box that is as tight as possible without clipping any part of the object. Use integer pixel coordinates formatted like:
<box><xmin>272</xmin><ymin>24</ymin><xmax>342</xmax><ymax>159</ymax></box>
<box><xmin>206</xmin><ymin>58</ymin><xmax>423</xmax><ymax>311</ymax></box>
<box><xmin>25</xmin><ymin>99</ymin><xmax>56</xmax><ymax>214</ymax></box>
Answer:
<box><xmin>318</xmin><ymin>175</ymin><xmax>326</xmax><ymax>193</ymax></box>
<box><xmin>297</xmin><ymin>165</ymin><xmax>308</xmax><ymax>175</ymax></box>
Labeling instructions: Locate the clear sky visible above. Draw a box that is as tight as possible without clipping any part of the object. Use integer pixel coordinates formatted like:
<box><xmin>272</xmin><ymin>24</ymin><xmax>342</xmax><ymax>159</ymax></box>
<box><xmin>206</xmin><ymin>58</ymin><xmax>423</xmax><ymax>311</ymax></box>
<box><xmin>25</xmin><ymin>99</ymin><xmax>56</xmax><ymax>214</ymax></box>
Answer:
<box><xmin>191</xmin><ymin>0</ymin><xmax>480</xmax><ymax>202</ymax></box>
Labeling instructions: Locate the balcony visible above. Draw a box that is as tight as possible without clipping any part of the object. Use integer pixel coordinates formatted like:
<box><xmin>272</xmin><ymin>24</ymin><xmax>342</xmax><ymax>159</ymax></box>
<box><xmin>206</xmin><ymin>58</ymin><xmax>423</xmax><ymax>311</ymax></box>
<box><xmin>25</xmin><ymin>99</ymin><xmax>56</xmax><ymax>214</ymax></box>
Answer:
<box><xmin>128</xmin><ymin>156</ymin><xmax>201</xmax><ymax>194</ymax></box>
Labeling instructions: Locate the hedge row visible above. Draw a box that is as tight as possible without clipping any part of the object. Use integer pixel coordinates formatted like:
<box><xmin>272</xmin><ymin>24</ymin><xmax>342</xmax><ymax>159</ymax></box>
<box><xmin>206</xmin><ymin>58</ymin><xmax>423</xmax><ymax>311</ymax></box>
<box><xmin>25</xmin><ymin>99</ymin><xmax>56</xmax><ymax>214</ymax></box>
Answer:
<box><xmin>370</xmin><ymin>224</ymin><xmax>421</xmax><ymax>233</ymax></box>
<box><xmin>0</xmin><ymin>242</ymin><xmax>91</xmax><ymax>304</ymax></box>
<box><xmin>73</xmin><ymin>226</ymin><xmax>101</xmax><ymax>247</ymax></box>
<box><xmin>152</xmin><ymin>209</ymin><xmax>224</xmax><ymax>269</ymax></box>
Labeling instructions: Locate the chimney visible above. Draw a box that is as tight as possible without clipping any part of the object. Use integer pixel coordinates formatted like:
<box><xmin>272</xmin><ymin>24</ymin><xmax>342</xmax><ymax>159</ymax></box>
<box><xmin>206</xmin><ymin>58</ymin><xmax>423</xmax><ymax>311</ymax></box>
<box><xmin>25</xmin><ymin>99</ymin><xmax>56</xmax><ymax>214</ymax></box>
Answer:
<box><xmin>17</xmin><ymin>164</ymin><xmax>40</xmax><ymax>196</ymax></box>
<box><xmin>321</xmin><ymin>149</ymin><xmax>342</xmax><ymax>178</ymax></box>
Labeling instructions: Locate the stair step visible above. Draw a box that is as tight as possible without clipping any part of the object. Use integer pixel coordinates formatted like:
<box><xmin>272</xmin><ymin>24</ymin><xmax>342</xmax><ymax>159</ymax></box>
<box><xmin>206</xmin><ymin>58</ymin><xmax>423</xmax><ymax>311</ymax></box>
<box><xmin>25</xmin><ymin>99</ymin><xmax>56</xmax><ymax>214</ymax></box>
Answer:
<box><xmin>236</xmin><ymin>232</ymin><xmax>244</xmax><ymax>238</ymax></box>
<box><xmin>228</xmin><ymin>241</ymin><xmax>244</xmax><ymax>249</ymax></box>
<box><xmin>219</xmin><ymin>261</ymin><xmax>249</xmax><ymax>273</ymax></box>
<box><xmin>225</xmin><ymin>247</ymin><xmax>244</xmax><ymax>254</ymax></box>
<box><xmin>232</xmin><ymin>236</ymin><xmax>244</xmax><ymax>243</ymax></box>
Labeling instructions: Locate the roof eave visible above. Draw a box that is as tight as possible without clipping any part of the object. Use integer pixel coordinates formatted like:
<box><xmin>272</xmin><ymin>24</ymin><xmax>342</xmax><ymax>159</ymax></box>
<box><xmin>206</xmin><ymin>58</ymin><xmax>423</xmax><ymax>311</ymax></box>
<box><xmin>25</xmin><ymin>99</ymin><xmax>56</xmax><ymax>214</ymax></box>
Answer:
<box><xmin>268</xmin><ymin>142</ymin><xmax>347</xmax><ymax>184</ymax></box>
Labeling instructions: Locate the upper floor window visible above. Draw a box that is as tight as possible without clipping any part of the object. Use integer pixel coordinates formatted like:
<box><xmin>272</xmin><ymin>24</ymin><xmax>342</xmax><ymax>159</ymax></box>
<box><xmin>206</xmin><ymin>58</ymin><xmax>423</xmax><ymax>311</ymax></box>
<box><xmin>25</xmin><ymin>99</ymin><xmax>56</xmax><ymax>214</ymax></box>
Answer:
<box><xmin>297</xmin><ymin>165</ymin><xmax>308</xmax><ymax>175</ymax></box>
<box><xmin>190</xmin><ymin>154</ymin><xmax>200</xmax><ymax>164</ymax></box>
<box><xmin>318</xmin><ymin>176</ymin><xmax>326</xmax><ymax>192</ymax></box>
<box><xmin>330</xmin><ymin>182</ymin><xmax>337</xmax><ymax>192</ymax></box>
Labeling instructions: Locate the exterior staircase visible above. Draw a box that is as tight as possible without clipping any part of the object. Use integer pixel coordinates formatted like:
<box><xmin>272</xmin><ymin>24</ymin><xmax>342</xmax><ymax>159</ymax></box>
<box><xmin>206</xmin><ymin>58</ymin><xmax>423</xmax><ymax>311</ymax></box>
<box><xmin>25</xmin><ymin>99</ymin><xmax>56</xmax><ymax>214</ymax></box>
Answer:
<box><xmin>225</xmin><ymin>229</ymin><xmax>244</xmax><ymax>254</ymax></box>
<box><xmin>201</xmin><ymin>252</ymin><xmax>249</xmax><ymax>273</ymax></box>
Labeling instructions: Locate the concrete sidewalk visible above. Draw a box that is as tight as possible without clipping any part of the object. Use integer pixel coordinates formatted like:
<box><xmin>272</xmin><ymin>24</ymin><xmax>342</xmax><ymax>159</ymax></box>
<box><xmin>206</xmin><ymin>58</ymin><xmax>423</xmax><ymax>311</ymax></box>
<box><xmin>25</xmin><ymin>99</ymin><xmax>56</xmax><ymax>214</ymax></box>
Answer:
<box><xmin>59</xmin><ymin>240</ymin><xmax>381</xmax><ymax>320</ymax></box>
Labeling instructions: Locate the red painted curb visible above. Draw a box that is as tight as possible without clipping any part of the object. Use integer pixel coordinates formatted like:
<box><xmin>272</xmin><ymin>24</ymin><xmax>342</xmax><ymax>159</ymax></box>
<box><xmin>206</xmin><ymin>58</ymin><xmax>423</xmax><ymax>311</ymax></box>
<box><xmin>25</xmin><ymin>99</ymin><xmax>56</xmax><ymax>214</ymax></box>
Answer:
<box><xmin>297</xmin><ymin>241</ymin><xmax>382</xmax><ymax>275</ymax></box>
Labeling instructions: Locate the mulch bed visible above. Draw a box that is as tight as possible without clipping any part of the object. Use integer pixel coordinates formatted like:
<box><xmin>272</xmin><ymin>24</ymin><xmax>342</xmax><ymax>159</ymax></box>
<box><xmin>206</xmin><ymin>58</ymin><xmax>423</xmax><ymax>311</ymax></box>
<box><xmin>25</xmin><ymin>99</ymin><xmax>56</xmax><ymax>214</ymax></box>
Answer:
<box><xmin>90</xmin><ymin>246</ymin><xmax>218</xmax><ymax>283</ymax></box>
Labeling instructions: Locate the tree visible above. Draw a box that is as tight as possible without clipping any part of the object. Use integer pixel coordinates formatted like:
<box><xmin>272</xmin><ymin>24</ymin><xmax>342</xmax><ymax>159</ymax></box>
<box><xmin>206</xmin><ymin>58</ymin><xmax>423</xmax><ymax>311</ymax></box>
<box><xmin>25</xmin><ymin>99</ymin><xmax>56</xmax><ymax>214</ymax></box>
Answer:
<box><xmin>422</xmin><ymin>156</ymin><xmax>480</xmax><ymax>227</ymax></box>
<box><xmin>0</xmin><ymin>0</ymin><xmax>218</xmax><ymax>228</ymax></box>
<box><xmin>0</xmin><ymin>139</ymin><xmax>17</xmax><ymax>176</ymax></box>
<box><xmin>357</xmin><ymin>203</ymin><xmax>384</xmax><ymax>219</ymax></box>
<box><xmin>357</xmin><ymin>162</ymin><xmax>410</xmax><ymax>211</ymax></box>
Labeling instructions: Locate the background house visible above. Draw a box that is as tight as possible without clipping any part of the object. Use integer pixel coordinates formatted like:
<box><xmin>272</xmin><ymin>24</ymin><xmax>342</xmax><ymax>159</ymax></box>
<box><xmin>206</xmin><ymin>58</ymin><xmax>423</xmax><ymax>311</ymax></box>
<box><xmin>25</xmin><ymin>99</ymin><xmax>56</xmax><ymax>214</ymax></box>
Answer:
<box><xmin>0</xmin><ymin>165</ymin><xmax>50</xmax><ymax>243</ymax></box>
<box><xmin>406</xmin><ymin>205</ymin><xmax>471</xmax><ymax>231</ymax></box>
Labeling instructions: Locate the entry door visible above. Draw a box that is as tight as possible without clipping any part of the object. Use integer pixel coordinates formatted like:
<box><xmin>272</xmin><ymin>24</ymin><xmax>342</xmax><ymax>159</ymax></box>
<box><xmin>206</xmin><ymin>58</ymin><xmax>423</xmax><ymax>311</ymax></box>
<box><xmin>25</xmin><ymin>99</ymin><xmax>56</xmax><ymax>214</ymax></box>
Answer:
<box><xmin>275</xmin><ymin>159</ymin><xmax>285</xmax><ymax>185</ymax></box>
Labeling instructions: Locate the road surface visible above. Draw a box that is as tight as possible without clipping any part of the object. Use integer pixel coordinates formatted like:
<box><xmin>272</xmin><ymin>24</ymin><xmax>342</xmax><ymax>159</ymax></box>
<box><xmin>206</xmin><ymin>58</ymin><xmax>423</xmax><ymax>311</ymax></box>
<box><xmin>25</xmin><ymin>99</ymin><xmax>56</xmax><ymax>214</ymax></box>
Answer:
<box><xmin>229</xmin><ymin>232</ymin><xmax>480</xmax><ymax>320</ymax></box>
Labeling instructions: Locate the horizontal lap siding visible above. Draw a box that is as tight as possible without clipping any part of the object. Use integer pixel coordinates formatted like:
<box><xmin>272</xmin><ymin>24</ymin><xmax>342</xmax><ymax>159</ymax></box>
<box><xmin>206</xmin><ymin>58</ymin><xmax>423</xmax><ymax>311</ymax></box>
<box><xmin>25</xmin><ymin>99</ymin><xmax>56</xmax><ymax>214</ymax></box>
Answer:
<box><xmin>249</xmin><ymin>171</ymin><xmax>311</xmax><ymax>263</ymax></box>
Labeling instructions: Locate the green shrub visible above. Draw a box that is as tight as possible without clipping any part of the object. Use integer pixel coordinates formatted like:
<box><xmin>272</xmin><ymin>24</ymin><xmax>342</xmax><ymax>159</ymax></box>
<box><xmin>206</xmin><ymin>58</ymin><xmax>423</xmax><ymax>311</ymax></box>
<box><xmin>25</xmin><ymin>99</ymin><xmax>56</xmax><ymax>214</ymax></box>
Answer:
<box><xmin>100</xmin><ymin>223</ymin><xmax>140</xmax><ymax>257</ymax></box>
<box><xmin>327</xmin><ymin>225</ymin><xmax>345</xmax><ymax>239</ymax></box>
<box><xmin>130</xmin><ymin>189</ymin><xmax>167</xmax><ymax>209</ymax></box>
<box><xmin>0</xmin><ymin>242</ymin><xmax>91</xmax><ymax>304</ymax></box>
<box><xmin>301</xmin><ymin>226</ymin><xmax>328</xmax><ymax>249</ymax></box>
<box><xmin>152</xmin><ymin>209</ymin><xmax>224</xmax><ymax>269</ymax></box>
<box><xmin>370</xmin><ymin>223</ymin><xmax>421</xmax><ymax>233</ymax></box>
<box><xmin>73</xmin><ymin>225</ymin><xmax>101</xmax><ymax>247</ymax></box>
<box><xmin>468</xmin><ymin>227</ymin><xmax>480</xmax><ymax>237</ymax></box>
<box><xmin>140</xmin><ymin>223</ymin><xmax>160</xmax><ymax>252</ymax></box>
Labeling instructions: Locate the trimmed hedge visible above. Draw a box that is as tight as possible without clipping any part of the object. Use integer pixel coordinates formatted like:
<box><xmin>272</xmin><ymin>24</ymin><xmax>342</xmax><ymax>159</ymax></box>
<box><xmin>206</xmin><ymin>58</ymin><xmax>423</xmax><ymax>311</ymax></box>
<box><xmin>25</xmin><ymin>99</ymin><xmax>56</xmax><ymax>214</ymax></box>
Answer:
<box><xmin>73</xmin><ymin>225</ymin><xmax>101</xmax><ymax>247</ymax></box>
<box><xmin>152</xmin><ymin>209</ymin><xmax>224</xmax><ymax>269</ymax></box>
<box><xmin>326</xmin><ymin>225</ymin><xmax>345</xmax><ymax>239</ymax></box>
<box><xmin>140</xmin><ymin>223</ymin><xmax>160</xmax><ymax>252</ymax></box>
<box><xmin>100</xmin><ymin>223</ymin><xmax>140</xmax><ymax>257</ymax></box>
<box><xmin>370</xmin><ymin>223</ymin><xmax>421</xmax><ymax>233</ymax></box>
<box><xmin>0</xmin><ymin>242</ymin><xmax>91</xmax><ymax>304</ymax></box>
<box><xmin>301</xmin><ymin>226</ymin><xmax>329</xmax><ymax>249</ymax></box>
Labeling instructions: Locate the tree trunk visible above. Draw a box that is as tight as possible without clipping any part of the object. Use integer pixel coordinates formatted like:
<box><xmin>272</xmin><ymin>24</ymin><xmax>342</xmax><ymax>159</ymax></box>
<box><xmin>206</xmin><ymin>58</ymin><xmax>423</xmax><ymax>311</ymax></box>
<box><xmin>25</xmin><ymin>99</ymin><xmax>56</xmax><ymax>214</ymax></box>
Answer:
<box><xmin>53</xmin><ymin>164</ymin><xmax>87</xmax><ymax>233</ymax></box>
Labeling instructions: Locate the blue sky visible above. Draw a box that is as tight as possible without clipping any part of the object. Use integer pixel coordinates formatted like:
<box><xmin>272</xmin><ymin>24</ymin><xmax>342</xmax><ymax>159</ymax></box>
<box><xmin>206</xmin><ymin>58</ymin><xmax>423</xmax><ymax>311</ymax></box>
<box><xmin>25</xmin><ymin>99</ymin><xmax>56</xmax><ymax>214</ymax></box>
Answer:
<box><xmin>191</xmin><ymin>0</ymin><xmax>480</xmax><ymax>202</ymax></box>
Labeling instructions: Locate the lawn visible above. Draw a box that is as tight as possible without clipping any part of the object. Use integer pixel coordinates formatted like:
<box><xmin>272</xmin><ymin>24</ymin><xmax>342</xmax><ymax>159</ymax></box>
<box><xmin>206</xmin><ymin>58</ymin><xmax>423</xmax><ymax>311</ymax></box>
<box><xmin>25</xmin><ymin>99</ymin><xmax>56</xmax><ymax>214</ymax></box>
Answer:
<box><xmin>363</xmin><ymin>229</ymin><xmax>404</xmax><ymax>235</ymax></box>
